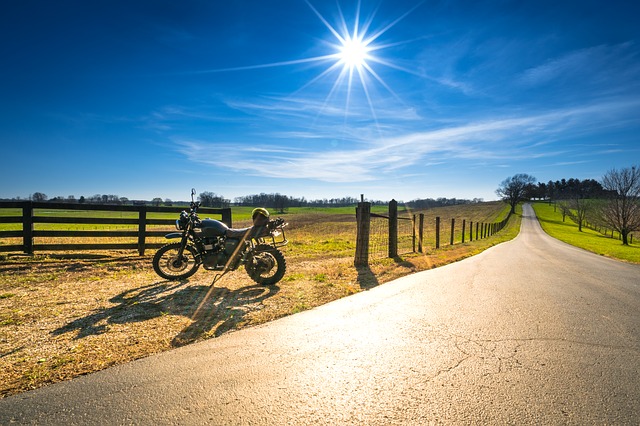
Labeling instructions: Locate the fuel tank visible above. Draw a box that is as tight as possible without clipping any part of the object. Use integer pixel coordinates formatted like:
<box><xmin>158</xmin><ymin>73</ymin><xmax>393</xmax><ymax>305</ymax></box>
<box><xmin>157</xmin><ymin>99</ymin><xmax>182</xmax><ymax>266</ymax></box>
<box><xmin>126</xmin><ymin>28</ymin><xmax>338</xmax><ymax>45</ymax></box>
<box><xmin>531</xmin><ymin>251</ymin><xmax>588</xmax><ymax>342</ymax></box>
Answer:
<box><xmin>198</xmin><ymin>218</ymin><xmax>229</xmax><ymax>237</ymax></box>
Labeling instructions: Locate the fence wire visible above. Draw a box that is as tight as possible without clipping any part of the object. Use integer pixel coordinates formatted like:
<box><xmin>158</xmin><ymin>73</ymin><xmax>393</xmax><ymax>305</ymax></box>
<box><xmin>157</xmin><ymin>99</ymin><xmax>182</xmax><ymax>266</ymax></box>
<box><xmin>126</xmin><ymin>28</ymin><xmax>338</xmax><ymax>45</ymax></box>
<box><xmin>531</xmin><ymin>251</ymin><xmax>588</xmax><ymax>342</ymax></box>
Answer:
<box><xmin>369</xmin><ymin>215</ymin><xmax>415</xmax><ymax>259</ymax></box>
<box><xmin>369</xmin><ymin>216</ymin><xmax>389</xmax><ymax>258</ymax></box>
<box><xmin>397</xmin><ymin>217</ymin><xmax>415</xmax><ymax>255</ymax></box>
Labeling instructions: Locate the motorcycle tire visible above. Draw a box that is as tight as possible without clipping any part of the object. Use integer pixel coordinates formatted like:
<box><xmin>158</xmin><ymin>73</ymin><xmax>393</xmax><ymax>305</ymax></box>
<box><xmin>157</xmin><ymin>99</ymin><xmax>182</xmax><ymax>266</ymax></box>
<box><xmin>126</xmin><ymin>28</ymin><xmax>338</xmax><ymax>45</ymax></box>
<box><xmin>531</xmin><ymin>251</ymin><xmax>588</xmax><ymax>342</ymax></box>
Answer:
<box><xmin>153</xmin><ymin>242</ymin><xmax>200</xmax><ymax>280</ymax></box>
<box><xmin>246</xmin><ymin>244</ymin><xmax>286</xmax><ymax>286</ymax></box>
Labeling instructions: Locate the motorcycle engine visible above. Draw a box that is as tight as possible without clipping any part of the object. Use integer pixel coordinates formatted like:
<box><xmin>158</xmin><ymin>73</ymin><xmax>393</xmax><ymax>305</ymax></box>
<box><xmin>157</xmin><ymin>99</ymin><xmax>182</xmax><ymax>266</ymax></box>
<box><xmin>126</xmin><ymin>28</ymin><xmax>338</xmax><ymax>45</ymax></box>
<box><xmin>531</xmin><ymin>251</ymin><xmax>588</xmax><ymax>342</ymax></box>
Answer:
<box><xmin>203</xmin><ymin>252</ymin><xmax>227</xmax><ymax>268</ymax></box>
<box><xmin>201</xmin><ymin>237</ymin><xmax>226</xmax><ymax>268</ymax></box>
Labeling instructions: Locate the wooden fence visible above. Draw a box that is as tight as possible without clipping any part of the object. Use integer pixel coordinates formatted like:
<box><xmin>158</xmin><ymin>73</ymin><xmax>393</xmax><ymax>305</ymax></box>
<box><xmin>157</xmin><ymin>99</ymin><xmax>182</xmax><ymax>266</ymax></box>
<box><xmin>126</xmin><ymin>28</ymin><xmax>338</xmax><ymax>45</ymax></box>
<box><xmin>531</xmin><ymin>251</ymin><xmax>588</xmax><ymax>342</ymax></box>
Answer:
<box><xmin>355</xmin><ymin>199</ymin><xmax>512</xmax><ymax>266</ymax></box>
<box><xmin>0</xmin><ymin>201</ymin><xmax>232</xmax><ymax>255</ymax></box>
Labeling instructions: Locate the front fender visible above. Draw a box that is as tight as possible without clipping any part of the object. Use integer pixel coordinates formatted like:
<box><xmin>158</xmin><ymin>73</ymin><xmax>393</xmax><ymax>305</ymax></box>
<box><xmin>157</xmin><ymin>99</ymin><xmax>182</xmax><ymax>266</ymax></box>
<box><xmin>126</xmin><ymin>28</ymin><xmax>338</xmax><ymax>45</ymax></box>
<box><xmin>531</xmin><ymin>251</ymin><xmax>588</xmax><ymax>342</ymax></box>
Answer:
<box><xmin>164</xmin><ymin>232</ymin><xmax>184</xmax><ymax>239</ymax></box>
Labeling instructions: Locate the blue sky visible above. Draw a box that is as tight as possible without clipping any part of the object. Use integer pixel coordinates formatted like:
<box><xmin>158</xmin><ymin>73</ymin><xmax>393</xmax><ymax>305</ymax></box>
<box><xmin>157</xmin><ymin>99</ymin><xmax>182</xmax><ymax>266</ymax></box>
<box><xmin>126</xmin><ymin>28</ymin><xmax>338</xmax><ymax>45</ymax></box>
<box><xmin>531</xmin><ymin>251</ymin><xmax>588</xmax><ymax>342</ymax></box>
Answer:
<box><xmin>1</xmin><ymin>0</ymin><xmax>639</xmax><ymax>203</ymax></box>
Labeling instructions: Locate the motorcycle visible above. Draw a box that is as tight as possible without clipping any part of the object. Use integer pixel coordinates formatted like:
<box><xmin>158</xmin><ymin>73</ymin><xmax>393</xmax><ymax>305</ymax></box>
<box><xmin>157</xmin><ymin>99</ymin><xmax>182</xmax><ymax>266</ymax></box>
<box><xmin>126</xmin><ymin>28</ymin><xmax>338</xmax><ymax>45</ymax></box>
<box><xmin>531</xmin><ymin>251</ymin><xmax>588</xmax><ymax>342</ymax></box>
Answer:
<box><xmin>153</xmin><ymin>189</ymin><xmax>288</xmax><ymax>286</ymax></box>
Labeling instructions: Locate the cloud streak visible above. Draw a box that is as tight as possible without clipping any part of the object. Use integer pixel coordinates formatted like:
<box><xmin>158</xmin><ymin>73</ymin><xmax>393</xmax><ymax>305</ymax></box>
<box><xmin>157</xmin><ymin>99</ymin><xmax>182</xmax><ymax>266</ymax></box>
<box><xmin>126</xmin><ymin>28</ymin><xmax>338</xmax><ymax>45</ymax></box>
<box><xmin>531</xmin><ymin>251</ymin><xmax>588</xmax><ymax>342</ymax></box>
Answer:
<box><xmin>176</xmin><ymin>99</ymin><xmax>637</xmax><ymax>183</ymax></box>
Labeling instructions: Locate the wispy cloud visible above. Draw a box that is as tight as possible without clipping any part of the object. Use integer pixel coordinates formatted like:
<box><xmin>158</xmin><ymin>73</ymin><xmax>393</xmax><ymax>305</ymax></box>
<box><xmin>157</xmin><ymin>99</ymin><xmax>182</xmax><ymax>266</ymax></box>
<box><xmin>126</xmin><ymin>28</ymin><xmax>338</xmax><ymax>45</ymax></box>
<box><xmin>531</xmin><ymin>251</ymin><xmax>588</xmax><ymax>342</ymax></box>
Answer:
<box><xmin>519</xmin><ymin>42</ymin><xmax>640</xmax><ymax>90</ymax></box>
<box><xmin>176</xmin><ymin>100</ymin><xmax>636</xmax><ymax>183</ymax></box>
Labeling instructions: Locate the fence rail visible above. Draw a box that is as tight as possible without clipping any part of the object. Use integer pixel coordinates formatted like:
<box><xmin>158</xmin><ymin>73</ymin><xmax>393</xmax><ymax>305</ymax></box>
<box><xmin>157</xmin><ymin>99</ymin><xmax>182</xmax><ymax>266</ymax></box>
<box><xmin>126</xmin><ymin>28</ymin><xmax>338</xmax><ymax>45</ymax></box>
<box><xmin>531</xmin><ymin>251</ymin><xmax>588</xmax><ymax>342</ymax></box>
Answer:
<box><xmin>0</xmin><ymin>201</ymin><xmax>232</xmax><ymax>255</ymax></box>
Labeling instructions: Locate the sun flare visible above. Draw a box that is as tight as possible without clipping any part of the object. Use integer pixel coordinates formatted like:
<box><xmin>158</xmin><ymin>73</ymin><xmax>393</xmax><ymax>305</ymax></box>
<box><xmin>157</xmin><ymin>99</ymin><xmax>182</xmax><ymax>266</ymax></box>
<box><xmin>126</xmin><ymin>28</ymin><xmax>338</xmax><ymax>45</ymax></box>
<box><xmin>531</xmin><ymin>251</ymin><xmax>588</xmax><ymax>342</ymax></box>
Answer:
<box><xmin>206</xmin><ymin>1</ymin><xmax>423</xmax><ymax>125</ymax></box>
<box><xmin>339</xmin><ymin>36</ymin><xmax>371</xmax><ymax>70</ymax></box>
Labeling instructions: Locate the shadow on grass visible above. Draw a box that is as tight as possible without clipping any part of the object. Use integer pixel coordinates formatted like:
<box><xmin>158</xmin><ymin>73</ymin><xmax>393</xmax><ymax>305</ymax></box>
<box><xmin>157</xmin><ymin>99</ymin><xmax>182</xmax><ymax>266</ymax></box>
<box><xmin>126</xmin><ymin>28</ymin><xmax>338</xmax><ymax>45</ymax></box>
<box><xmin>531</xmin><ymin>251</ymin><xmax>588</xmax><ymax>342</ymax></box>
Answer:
<box><xmin>51</xmin><ymin>280</ymin><xmax>279</xmax><ymax>347</ymax></box>
<box><xmin>356</xmin><ymin>265</ymin><xmax>379</xmax><ymax>290</ymax></box>
<box><xmin>392</xmin><ymin>255</ymin><xmax>417</xmax><ymax>269</ymax></box>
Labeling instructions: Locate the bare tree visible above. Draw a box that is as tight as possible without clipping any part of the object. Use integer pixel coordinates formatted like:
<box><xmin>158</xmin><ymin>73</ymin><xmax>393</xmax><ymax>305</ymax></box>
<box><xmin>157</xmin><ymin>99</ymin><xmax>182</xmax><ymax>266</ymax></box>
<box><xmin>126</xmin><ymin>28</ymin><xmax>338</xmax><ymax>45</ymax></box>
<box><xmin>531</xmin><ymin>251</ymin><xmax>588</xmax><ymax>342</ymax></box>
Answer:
<box><xmin>496</xmin><ymin>174</ymin><xmax>536</xmax><ymax>214</ymax></box>
<box><xmin>599</xmin><ymin>165</ymin><xmax>640</xmax><ymax>245</ymax></box>
<box><xmin>561</xmin><ymin>198</ymin><xmax>592</xmax><ymax>231</ymax></box>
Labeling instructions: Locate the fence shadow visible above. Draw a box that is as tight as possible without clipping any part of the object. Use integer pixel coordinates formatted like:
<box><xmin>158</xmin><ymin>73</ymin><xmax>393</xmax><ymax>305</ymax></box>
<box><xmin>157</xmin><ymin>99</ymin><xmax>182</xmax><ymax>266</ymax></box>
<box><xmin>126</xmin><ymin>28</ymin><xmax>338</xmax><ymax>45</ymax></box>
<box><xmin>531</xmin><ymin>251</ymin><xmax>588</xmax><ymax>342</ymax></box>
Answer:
<box><xmin>391</xmin><ymin>255</ymin><xmax>417</xmax><ymax>269</ymax></box>
<box><xmin>356</xmin><ymin>265</ymin><xmax>380</xmax><ymax>290</ymax></box>
<box><xmin>51</xmin><ymin>280</ymin><xmax>279</xmax><ymax>347</ymax></box>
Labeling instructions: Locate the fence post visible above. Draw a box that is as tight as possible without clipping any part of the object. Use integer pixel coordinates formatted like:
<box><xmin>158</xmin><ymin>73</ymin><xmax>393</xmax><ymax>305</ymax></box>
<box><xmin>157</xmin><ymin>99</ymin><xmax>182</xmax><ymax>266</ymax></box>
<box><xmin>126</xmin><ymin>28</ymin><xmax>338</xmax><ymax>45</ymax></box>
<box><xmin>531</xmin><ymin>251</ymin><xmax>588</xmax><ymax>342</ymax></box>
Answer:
<box><xmin>412</xmin><ymin>214</ymin><xmax>416</xmax><ymax>253</ymax></box>
<box><xmin>418</xmin><ymin>213</ymin><xmax>424</xmax><ymax>253</ymax></box>
<box><xmin>476</xmin><ymin>222</ymin><xmax>479</xmax><ymax>240</ymax></box>
<box><xmin>389</xmin><ymin>199</ymin><xmax>398</xmax><ymax>258</ymax></box>
<box><xmin>435</xmin><ymin>217</ymin><xmax>440</xmax><ymax>249</ymax></box>
<box><xmin>221</xmin><ymin>208</ymin><xmax>232</xmax><ymax>227</ymax></box>
<box><xmin>469</xmin><ymin>221</ymin><xmax>473</xmax><ymax>241</ymax></box>
<box><xmin>462</xmin><ymin>219</ymin><xmax>466</xmax><ymax>243</ymax></box>
<box><xmin>137</xmin><ymin>206</ymin><xmax>147</xmax><ymax>256</ymax></box>
<box><xmin>450</xmin><ymin>218</ymin><xmax>455</xmax><ymax>245</ymax></box>
<box><xmin>354</xmin><ymin>198</ymin><xmax>371</xmax><ymax>266</ymax></box>
<box><xmin>22</xmin><ymin>201</ymin><xmax>34</xmax><ymax>255</ymax></box>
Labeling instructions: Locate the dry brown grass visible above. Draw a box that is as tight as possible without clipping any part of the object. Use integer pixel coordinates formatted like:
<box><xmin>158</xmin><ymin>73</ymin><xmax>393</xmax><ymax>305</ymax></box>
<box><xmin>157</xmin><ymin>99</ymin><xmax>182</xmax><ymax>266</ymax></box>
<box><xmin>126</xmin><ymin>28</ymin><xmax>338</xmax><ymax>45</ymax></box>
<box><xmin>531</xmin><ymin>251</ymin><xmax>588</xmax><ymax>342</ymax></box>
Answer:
<box><xmin>0</xmin><ymin>203</ymin><xmax>521</xmax><ymax>398</ymax></box>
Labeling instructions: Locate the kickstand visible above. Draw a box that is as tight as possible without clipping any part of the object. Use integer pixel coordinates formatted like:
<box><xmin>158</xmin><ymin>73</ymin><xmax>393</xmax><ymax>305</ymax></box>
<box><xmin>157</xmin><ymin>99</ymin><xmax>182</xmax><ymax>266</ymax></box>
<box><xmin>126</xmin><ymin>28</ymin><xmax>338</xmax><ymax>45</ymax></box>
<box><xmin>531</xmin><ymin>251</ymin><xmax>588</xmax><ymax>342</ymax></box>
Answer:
<box><xmin>211</xmin><ymin>269</ymin><xmax>229</xmax><ymax>287</ymax></box>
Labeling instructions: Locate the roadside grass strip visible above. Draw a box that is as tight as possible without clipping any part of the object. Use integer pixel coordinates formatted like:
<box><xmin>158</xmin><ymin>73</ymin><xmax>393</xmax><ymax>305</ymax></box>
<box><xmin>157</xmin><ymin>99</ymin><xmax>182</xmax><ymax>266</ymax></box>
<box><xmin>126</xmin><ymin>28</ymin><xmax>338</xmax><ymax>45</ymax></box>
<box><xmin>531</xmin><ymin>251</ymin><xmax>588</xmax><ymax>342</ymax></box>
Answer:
<box><xmin>532</xmin><ymin>202</ymin><xmax>640</xmax><ymax>264</ymax></box>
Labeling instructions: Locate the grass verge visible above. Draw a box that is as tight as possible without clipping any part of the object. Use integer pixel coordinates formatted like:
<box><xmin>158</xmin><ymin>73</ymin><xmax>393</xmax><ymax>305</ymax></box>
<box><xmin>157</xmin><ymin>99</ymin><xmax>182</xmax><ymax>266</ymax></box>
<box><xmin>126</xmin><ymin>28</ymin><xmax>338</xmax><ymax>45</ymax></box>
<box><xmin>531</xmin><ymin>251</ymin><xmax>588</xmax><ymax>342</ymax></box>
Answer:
<box><xmin>531</xmin><ymin>202</ymin><xmax>640</xmax><ymax>263</ymax></box>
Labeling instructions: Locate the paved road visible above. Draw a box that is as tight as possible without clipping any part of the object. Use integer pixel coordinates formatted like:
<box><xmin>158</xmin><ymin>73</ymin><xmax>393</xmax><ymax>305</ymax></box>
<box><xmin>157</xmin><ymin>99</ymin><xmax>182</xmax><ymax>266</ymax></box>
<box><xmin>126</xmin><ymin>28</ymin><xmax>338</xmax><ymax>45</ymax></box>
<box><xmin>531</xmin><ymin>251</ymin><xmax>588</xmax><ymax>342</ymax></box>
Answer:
<box><xmin>2</xmin><ymin>204</ymin><xmax>639</xmax><ymax>425</ymax></box>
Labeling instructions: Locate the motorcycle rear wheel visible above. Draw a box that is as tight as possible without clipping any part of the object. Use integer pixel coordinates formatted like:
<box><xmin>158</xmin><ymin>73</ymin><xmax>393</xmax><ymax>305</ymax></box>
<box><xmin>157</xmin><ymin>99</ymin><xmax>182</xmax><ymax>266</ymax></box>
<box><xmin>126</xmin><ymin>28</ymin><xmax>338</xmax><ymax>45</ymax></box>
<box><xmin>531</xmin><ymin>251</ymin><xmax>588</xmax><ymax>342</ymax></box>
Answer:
<box><xmin>153</xmin><ymin>242</ymin><xmax>200</xmax><ymax>280</ymax></box>
<box><xmin>246</xmin><ymin>244</ymin><xmax>286</xmax><ymax>286</ymax></box>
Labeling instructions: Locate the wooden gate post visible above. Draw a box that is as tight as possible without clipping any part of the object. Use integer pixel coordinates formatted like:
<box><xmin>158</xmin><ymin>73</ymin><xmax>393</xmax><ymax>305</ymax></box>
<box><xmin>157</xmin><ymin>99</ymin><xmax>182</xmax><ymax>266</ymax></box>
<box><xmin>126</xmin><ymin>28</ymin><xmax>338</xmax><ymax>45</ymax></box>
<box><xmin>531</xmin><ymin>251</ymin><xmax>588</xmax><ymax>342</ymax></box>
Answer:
<box><xmin>418</xmin><ymin>213</ymin><xmax>424</xmax><ymax>253</ymax></box>
<box><xmin>435</xmin><ymin>217</ymin><xmax>440</xmax><ymax>249</ymax></box>
<box><xmin>22</xmin><ymin>201</ymin><xmax>34</xmax><ymax>255</ymax></box>
<box><xmin>354</xmin><ymin>198</ymin><xmax>371</xmax><ymax>266</ymax></box>
<box><xmin>388</xmin><ymin>199</ymin><xmax>398</xmax><ymax>258</ymax></box>
<box><xmin>412</xmin><ymin>214</ymin><xmax>416</xmax><ymax>253</ymax></box>
<box><xmin>137</xmin><ymin>206</ymin><xmax>147</xmax><ymax>256</ymax></box>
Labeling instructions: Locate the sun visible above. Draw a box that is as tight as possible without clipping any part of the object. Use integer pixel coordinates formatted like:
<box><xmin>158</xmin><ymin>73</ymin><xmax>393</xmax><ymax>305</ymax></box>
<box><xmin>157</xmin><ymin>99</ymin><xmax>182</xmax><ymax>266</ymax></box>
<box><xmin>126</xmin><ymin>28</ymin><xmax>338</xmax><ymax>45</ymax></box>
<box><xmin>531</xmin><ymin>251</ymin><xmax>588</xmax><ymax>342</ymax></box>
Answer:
<box><xmin>338</xmin><ymin>35</ymin><xmax>371</xmax><ymax>70</ymax></box>
<box><xmin>203</xmin><ymin>1</ymin><xmax>424</xmax><ymax>124</ymax></box>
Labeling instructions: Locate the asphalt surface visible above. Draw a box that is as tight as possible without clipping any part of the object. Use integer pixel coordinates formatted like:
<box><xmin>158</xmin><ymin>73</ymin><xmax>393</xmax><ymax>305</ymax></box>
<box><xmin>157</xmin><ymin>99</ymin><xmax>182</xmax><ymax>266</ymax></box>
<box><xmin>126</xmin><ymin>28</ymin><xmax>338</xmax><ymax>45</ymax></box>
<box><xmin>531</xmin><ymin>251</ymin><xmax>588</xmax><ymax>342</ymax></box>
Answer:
<box><xmin>2</xmin><ymin>204</ymin><xmax>639</xmax><ymax>425</ymax></box>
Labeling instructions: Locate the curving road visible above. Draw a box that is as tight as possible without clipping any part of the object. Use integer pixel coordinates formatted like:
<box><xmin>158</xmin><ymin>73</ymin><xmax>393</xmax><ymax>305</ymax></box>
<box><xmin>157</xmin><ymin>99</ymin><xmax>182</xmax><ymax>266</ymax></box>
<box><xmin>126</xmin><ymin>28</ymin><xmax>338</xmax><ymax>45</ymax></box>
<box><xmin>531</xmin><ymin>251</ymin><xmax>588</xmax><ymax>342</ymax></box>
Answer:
<box><xmin>2</xmin><ymin>204</ymin><xmax>639</xmax><ymax>424</ymax></box>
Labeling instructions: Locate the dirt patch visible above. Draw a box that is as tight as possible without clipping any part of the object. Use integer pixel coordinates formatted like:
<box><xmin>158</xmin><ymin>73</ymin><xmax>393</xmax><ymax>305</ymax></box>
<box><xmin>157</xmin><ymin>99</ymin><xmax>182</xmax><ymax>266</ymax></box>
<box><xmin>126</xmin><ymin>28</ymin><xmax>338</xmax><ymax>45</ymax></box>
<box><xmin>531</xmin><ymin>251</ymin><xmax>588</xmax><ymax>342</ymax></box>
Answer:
<box><xmin>0</xmin><ymin>251</ymin><xmax>374</xmax><ymax>397</ymax></box>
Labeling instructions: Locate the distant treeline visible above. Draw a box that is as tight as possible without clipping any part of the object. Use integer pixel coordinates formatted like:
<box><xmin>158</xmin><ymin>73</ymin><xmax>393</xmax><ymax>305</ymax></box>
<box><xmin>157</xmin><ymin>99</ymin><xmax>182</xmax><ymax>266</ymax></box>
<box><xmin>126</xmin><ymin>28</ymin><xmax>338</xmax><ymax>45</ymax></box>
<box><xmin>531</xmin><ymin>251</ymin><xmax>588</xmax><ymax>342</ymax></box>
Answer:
<box><xmin>405</xmin><ymin>197</ymin><xmax>485</xmax><ymax>209</ymax></box>
<box><xmin>527</xmin><ymin>178</ymin><xmax>612</xmax><ymax>200</ymax></box>
<box><xmin>233</xmin><ymin>194</ymin><xmax>486</xmax><ymax>210</ymax></box>
<box><xmin>3</xmin><ymin>177</ymin><xmax>613</xmax><ymax>210</ymax></box>
<box><xmin>6</xmin><ymin>191</ymin><xmax>482</xmax><ymax>211</ymax></box>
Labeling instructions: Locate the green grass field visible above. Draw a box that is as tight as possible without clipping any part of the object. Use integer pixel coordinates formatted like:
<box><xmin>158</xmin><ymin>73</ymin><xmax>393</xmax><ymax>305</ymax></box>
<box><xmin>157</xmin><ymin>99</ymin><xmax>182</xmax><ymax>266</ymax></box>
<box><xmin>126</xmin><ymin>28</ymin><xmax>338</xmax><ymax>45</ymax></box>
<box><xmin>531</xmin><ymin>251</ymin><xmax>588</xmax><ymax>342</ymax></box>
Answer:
<box><xmin>532</xmin><ymin>202</ymin><xmax>640</xmax><ymax>264</ymax></box>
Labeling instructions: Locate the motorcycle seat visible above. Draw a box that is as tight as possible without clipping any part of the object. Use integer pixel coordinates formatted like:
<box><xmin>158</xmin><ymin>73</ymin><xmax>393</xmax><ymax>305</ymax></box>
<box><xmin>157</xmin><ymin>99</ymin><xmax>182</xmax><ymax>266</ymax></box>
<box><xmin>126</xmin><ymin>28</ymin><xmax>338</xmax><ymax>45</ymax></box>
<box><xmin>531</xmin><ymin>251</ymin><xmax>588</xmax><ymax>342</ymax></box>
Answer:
<box><xmin>225</xmin><ymin>227</ymin><xmax>252</xmax><ymax>238</ymax></box>
<box><xmin>225</xmin><ymin>226</ymin><xmax>270</xmax><ymax>239</ymax></box>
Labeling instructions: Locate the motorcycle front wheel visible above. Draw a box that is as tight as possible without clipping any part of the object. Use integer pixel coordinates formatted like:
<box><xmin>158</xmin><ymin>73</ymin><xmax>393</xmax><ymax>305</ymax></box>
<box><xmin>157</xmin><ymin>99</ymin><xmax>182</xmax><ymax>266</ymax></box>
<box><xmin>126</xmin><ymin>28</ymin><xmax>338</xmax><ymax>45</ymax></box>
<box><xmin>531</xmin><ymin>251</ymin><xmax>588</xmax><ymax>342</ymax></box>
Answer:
<box><xmin>246</xmin><ymin>244</ymin><xmax>286</xmax><ymax>286</ymax></box>
<box><xmin>153</xmin><ymin>242</ymin><xmax>200</xmax><ymax>280</ymax></box>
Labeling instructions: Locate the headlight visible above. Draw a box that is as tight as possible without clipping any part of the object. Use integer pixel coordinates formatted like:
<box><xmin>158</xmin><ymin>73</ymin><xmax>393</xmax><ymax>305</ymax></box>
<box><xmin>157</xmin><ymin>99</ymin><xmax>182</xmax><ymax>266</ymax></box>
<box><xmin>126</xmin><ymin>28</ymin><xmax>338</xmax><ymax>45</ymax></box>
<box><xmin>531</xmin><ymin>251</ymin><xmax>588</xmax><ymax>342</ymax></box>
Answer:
<box><xmin>175</xmin><ymin>211</ymin><xmax>189</xmax><ymax>230</ymax></box>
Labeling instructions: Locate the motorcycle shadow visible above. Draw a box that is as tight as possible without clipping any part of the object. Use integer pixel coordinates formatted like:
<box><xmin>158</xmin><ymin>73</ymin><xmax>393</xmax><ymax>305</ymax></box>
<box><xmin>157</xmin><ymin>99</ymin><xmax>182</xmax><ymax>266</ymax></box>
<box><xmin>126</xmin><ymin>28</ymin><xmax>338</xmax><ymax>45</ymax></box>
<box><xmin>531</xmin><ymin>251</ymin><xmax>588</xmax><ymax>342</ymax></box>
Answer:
<box><xmin>52</xmin><ymin>279</ymin><xmax>280</xmax><ymax>347</ymax></box>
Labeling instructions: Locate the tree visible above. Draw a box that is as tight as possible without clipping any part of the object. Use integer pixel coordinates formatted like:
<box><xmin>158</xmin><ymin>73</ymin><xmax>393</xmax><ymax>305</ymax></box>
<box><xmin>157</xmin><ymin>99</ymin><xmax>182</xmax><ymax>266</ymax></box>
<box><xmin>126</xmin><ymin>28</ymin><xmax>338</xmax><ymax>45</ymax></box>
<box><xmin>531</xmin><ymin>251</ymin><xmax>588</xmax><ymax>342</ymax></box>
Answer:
<box><xmin>198</xmin><ymin>191</ymin><xmax>229</xmax><ymax>208</ymax></box>
<box><xmin>496</xmin><ymin>174</ymin><xmax>536</xmax><ymax>214</ymax></box>
<box><xmin>560</xmin><ymin>198</ymin><xmax>592</xmax><ymax>232</ymax></box>
<box><xmin>31</xmin><ymin>192</ymin><xmax>48</xmax><ymax>202</ymax></box>
<box><xmin>151</xmin><ymin>197</ymin><xmax>163</xmax><ymax>207</ymax></box>
<box><xmin>598</xmin><ymin>166</ymin><xmax>640</xmax><ymax>245</ymax></box>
